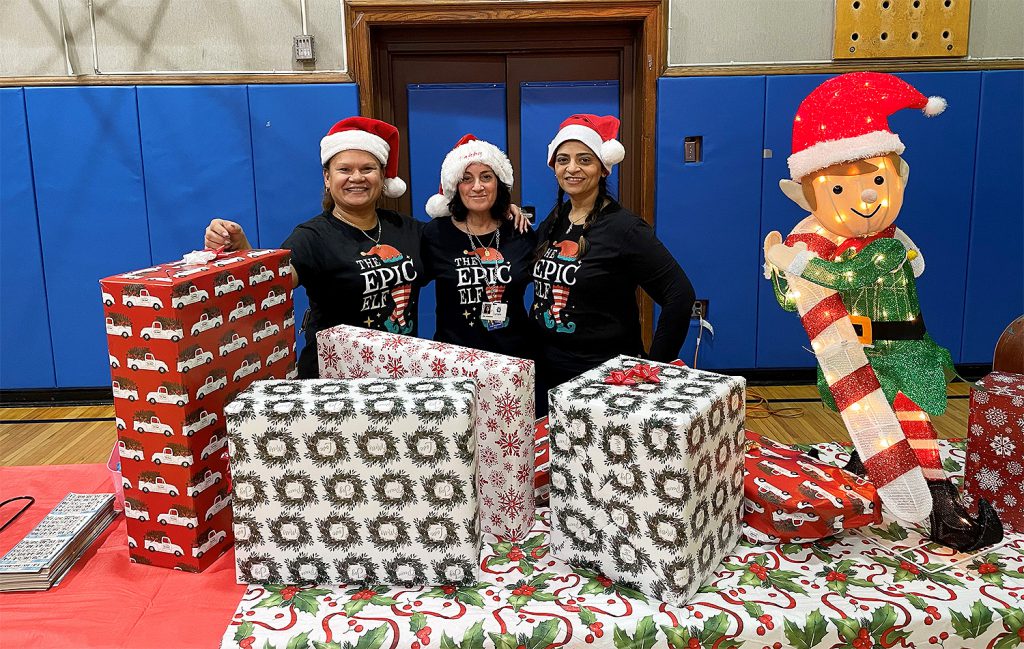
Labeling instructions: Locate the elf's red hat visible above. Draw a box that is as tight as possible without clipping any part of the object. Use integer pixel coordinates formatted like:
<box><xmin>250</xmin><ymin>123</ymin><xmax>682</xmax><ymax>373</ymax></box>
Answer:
<box><xmin>787</xmin><ymin>72</ymin><xmax>946</xmax><ymax>181</ymax></box>
<box><xmin>425</xmin><ymin>134</ymin><xmax>514</xmax><ymax>219</ymax></box>
<box><xmin>320</xmin><ymin>117</ymin><xmax>407</xmax><ymax>198</ymax></box>
<box><xmin>547</xmin><ymin>114</ymin><xmax>625</xmax><ymax>172</ymax></box>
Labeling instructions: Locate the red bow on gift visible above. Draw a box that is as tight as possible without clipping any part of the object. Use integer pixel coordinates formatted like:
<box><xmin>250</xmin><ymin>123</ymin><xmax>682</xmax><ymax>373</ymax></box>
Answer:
<box><xmin>604</xmin><ymin>364</ymin><xmax>661</xmax><ymax>386</ymax></box>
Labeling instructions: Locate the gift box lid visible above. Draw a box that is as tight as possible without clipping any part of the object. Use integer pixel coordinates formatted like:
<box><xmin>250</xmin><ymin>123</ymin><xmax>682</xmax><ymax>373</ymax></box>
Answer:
<box><xmin>549</xmin><ymin>354</ymin><xmax>745</xmax><ymax>419</ymax></box>
<box><xmin>99</xmin><ymin>249</ymin><xmax>290</xmax><ymax>288</ymax></box>
<box><xmin>976</xmin><ymin>372</ymin><xmax>1024</xmax><ymax>399</ymax></box>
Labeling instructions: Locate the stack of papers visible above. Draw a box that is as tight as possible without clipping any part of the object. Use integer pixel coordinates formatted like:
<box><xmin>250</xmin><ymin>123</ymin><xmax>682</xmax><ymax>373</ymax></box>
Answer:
<box><xmin>0</xmin><ymin>493</ymin><xmax>118</xmax><ymax>592</ymax></box>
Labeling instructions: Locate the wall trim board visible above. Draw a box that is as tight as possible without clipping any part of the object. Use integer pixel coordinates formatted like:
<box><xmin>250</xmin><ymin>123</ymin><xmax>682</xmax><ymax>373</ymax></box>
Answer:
<box><xmin>662</xmin><ymin>58</ymin><xmax>1023</xmax><ymax>77</ymax></box>
<box><xmin>0</xmin><ymin>73</ymin><xmax>354</xmax><ymax>88</ymax></box>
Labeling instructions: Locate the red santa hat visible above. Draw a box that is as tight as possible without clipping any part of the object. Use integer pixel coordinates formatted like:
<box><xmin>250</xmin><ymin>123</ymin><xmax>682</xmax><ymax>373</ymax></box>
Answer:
<box><xmin>320</xmin><ymin>117</ymin><xmax>407</xmax><ymax>198</ymax></box>
<box><xmin>787</xmin><ymin>72</ymin><xmax>946</xmax><ymax>181</ymax></box>
<box><xmin>425</xmin><ymin>134</ymin><xmax>514</xmax><ymax>219</ymax></box>
<box><xmin>547</xmin><ymin>114</ymin><xmax>625</xmax><ymax>172</ymax></box>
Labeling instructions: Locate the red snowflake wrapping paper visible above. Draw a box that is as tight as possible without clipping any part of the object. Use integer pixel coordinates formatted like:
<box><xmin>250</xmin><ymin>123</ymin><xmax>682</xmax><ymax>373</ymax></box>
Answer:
<box><xmin>316</xmin><ymin>324</ymin><xmax>536</xmax><ymax>540</ymax></box>
<box><xmin>963</xmin><ymin>372</ymin><xmax>1024</xmax><ymax>533</ymax></box>
<box><xmin>100</xmin><ymin>249</ymin><xmax>295</xmax><ymax>571</ymax></box>
<box><xmin>743</xmin><ymin>431</ymin><xmax>881</xmax><ymax>543</ymax></box>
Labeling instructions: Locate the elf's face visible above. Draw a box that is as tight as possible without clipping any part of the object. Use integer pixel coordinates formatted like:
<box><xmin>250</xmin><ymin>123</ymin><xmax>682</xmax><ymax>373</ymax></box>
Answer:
<box><xmin>805</xmin><ymin>155</ymin><xmax>906</xmax><ymax>239</ymax></box>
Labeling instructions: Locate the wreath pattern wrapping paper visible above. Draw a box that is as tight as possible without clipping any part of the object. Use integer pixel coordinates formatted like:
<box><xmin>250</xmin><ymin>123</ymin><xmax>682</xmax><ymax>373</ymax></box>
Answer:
<box><xmin>225</xmin><ymin>378</ymin><xmax>480</xmax><ymax>587</ymax></box>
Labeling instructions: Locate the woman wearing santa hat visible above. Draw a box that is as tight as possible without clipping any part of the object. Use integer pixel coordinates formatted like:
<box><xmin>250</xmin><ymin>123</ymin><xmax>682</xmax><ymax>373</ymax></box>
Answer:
<box><xmin>421</xmin><ymin>134</ymin><xmax>536</xmax><ymax>358</ymax></box>
<box><xmin>205</xmin><ymin>117</ymin><xmax>425</xmax><ymax>378</ymax></box>
<box><xmin>531</xmin><ymin>114</ymin><xmax>696</xmax><ymax>414</ymax></box>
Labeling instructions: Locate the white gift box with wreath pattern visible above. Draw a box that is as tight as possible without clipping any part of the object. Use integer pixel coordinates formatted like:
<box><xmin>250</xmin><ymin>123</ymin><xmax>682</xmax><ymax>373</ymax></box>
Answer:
<box><xmin>316</xmin><ymin>325</ymin><xmax>536</xmax><ymax>540</ymax></box>
<box><xmin>225</xmin><ymin>378</ymin><xmax>480</xmax><ymax>586</ymax></box>
<box><xmin>547</xmin><ymin>356</ymin><xmax>746</xmax><ymax>607</ymax></box>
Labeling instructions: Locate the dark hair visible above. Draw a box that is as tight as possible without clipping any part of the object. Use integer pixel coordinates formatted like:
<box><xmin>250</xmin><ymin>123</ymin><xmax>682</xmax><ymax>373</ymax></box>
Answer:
<box><xmin>448</xmin><ymin>181</ymin><xmax>513</xmax><ymax>223</ymax></box>
<box><xmin>534</xmin><ymin>176</ymin><xmax>610</xmax><ymax>262</ymax></box>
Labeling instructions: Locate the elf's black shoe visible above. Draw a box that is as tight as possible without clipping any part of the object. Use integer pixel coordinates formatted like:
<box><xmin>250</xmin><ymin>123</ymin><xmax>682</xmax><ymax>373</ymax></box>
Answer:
<box><xmin>843</xmin><ymin>449</ymin><xmax>867</xmax><ymax>477</ymax></box>
<box><xmin>926</xmin><ymin>479</ymin><xmax>1003</xmax><ymax>553</ymax></box>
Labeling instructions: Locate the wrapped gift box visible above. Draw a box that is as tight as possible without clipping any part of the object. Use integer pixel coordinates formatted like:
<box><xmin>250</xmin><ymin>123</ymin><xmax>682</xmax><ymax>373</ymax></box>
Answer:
<box><xmin>225</xmin><ymin>378</ymin><xmax>480</xmax><ymax>586</ymax></box>
<box><xmin>100</xmin><ymin>250</ymin><xmax>295</xmax><ymax>571</ymax></box>
<box><xmin>963</xmin><ymin>372</ymin><xmax>1024</xmax><ymax>532</ymax></box>
<box><xmin>547</xmin><ymin>356</ymin><xmax>745</xmax><ymax>606</ymax></box>
<box><xmin>317</xmin><ymin>325</ymin><xmax>536</xmax><ymax>540</ymax></box>
<box><xmin>743</xmin><ymin>431</ymin><xmax>881</xmax><ymax>544</ymax></box>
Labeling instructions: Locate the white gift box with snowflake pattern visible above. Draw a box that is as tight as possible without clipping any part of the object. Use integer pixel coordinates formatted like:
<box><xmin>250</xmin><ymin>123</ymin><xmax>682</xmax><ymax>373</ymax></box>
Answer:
<box><xmin>547</xmin><ymin>356</ymin><xmax>746</xmax><ymax>607</ymax></box>
<box><xmin>225</xmin><ymin>378</ymin><xmax>481</xmax><ymax>586</ymax></box>
<box><xmin>316</xmin><ymin>325</ymin><xmax>537</xmax><ymax>541</ymax></box>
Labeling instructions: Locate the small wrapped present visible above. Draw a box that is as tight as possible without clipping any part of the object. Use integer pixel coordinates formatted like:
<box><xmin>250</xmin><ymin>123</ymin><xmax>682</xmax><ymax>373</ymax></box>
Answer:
<box><xmin>547</xmin><ymin>356</ymin><xmax>745</xmax><ymax>606</ymax></box>
<box><xmin>100</xmin><ymin>249</ymin><xmax>294</xmax><ymax>571</ymax></box>
<box><xmin>963</xmin><ymin>372</ymin><xmax>1024</xmax><ymax>532</ymax></box>
<box><xmin>317</xmin><ymin>325</ymin><xmax>536</xmax><ymax>540</ymax></box>
<box><xmin>743</xmin><ymin>431</ymin><xmax>881</xmax><ymax>544</ymax></box>
<box><xmin>225</xmin><ymin>378</ymin><xmax>480</xmax><ymax>586</ymax></box>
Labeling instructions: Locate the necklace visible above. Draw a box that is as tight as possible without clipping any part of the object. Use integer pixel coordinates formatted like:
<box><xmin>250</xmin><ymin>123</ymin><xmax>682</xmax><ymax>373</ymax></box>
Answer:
<box><xmin>335</xmin><ymin>210</ymin><xmax>382</xmax><ymax>245</ymax></box>
<box><xmin>465</xmin><ymin>220</ymin><xmax>500</xmax><ymax>258</ymax></box>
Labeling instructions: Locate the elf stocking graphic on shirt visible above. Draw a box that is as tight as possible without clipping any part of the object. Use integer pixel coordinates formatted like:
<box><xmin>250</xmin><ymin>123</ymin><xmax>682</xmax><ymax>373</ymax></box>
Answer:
<box><xmin>534</xmin><ymin>239</ymin><xmax>579</xmax><ymax>333</ymax></box>
<box><xmin>358</xmin><ymin>244</ymin><xmax>416</xmax><ymax>334</ymax></box>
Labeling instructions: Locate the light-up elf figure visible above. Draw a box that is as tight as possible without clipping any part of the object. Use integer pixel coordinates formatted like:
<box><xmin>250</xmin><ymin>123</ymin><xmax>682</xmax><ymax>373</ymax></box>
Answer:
<box><xmin>763</xmin><ymin>72</ymin><xmax>1002</xmax><ymax>551</ymax></box>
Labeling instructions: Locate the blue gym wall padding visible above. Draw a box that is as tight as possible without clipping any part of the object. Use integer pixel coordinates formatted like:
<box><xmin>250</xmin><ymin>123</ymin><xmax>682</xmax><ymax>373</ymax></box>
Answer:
<box><xmin>655</xmin><ymin>76</ymin><xmax>766</xmax><ymax>370</ymax></box>
<box><xmin>519</xmin><ymin>81</ymin><xmax>619</xmax><ymax>221</ymax></box>
<box><xmin>756</xmin><ymin>72</ymin><xmax>982</xmax><ymax>368</ymax></box>
<box><xmin>247</xmin><ymin>83</ymin><xmax>361</xmax><ymax>358</ymax></box>
<box><xmin>407</xmin><ymin>83</ymin><xmax>509</xmax><ymax>341</ymax></box>
<box><xmin>961</xmin><ymin>70</ymin><xmax>1024</xmax><ymax>363</ymax></box>
<box><xmin>137</xmin><ymin>86</ymin><xmax>258</xmax><ymax>262</ymax></box>
<box><xmin>758</xmin><ymin>74</ymin><xmax>843</xmax><ymax>369</ymax></box>
<box><xmin>25</xmin><ymin>86</ymin><xmax>152</xmax><ymax>387</ymax></box>
<box><xmin>1</xmin><ymin>88</ymin><xmax>56</xmax><ymax>388</ymax></box>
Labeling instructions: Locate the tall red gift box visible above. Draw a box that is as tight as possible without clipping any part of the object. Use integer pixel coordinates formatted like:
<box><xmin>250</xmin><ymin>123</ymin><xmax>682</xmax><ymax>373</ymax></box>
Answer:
<box><xmin>100</xmin><ymin>249</ymin><xmax>296</xmax><ymax>571</ymax></box>
<box><xmin>963</xmin><ymin>372</ymin><xmax>1024</xmax><ymax>533</ymax></box>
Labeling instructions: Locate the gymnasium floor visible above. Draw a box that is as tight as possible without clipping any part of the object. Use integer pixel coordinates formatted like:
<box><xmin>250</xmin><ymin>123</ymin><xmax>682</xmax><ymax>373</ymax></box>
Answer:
<box><xmin>0</xmin><ymin>383</ymin><xmax>972</xmax><ymax>466</ymax></box>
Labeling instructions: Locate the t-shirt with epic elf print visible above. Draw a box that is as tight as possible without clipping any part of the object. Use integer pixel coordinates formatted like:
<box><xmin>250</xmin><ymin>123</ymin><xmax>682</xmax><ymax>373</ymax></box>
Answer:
<box><xmin>421</xmin><ymin>217</ymin><xmax>536</xmax><ymax>359</ymax></box>
<box><xmin>531</xmin><ymin>199</ymin><xmax>695</xmax><ymax>376</ymax></box>
<box><xmin>283</xmin><ymin>209</ymin><xmax>425</xmax><ymax>377</ymax></box>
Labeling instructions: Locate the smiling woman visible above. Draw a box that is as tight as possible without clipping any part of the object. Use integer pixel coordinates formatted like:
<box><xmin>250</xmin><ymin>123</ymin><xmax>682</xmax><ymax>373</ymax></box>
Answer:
<box><xmin>204</xmin><ymin>117</ymin><xmax>426</xmax><ymax>378</ymax></box>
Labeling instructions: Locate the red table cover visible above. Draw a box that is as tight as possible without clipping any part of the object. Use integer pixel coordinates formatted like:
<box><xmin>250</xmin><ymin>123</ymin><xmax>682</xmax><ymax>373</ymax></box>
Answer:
<box><xmin>0</xmin><ymin>464</ymin><xmax>245</xmax><ymax>648</ymax></box>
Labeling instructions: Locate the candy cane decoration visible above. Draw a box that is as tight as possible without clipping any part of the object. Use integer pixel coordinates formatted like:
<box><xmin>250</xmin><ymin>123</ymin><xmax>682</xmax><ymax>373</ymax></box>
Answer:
<box><xmin>770</xmin><ymin>217</ymin><xmax>932</xmax><ymax>523</ymax></box>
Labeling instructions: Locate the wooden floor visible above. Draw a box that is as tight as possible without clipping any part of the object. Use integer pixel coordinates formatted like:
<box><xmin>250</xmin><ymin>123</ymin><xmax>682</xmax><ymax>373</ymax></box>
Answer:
<box><xmin>0</xmin><ymin>384</ymin><xmax>972</xmax><ymax>466</ymax></box>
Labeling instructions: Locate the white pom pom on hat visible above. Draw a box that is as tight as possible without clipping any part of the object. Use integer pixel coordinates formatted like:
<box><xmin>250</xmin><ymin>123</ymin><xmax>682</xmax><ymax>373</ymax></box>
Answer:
<box><xmin>547</xmin><ymin>114</ymin><xmax>624</xmax><ymax>172</ymax></box>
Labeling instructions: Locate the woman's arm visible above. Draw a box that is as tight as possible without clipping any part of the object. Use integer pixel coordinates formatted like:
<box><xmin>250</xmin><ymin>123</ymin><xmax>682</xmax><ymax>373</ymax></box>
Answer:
<box><xmin>626</xmin><ymin>219</ymin><xmax>696</xmax><ymax>362</ymax></box>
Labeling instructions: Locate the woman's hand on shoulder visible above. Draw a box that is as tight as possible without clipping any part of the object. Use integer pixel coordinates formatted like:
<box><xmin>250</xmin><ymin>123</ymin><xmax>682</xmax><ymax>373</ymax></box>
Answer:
<box><xmin>205</xmin><ymin>219</ymin><xmax>251</xmax><ymax>252</ymax></box>
<box><xmin>506</xmin><ymin>204</ymin><xmax>533</xmax><ymax>234</ymax></box>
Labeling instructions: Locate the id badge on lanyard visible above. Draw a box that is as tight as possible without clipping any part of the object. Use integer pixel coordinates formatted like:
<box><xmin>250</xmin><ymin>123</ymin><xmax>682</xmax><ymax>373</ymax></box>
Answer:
<box><xmin>481</xmin><ymin>301</ymin><xmax>508</xmax><ymax>330</ymax></box>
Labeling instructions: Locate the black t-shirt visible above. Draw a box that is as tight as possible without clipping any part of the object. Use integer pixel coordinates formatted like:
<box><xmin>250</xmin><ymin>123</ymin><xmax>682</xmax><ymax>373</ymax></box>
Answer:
<box><xmin>422</xmin><ymin>217</ymin><xmax>536</xmax><ymax>358</ymax></box>
<box><xmin>531</xmin><ymin>199</ymin><xmax>695</xmax><ymax>377</ymax></box>
<box><xmin>282</xmin><ymin>209</ymin><xmax>425</xmax><ymax>377</ymax></box>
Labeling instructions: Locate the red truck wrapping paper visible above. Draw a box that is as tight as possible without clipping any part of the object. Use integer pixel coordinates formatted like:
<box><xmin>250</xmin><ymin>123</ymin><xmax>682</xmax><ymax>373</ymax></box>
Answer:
<box><xmin>316</xmin><ymin>324</ymin><xmax>536</xmax><ymax>540</ymax></box>
<box><xmin>100</xmin><ymin>249</ymin><xmax>295</xmax><ymax>571</ymax></box>
<box><xmin>743</xmin><ymin>431</ymin><xmax>881</xmax><ymax>543</ymax></box>
<box><xmin>963</xmin><ymin>372</ymin><xmax>1024</xmax><ymax>533</ymax></box>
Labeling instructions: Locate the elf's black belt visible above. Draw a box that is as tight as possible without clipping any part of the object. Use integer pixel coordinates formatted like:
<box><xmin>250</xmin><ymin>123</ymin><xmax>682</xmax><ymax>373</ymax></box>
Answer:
<box><xmin>851</xmin><ymin>316</ymin><xmax>926</xmax><ymax>341</ymax></box>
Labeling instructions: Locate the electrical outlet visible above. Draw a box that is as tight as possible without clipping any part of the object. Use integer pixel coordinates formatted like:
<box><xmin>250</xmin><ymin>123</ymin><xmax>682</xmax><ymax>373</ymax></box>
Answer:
<box><xmin>293</xmin><ymin>35</ymin><xmax>315</xmax><ymax>63</ymax></box>
<box><xmin>691</xmin><ymin>299</ymin><xmax>709</xmax><ymax>320</ymax></box>
<box><xmin>683</xmin><ymin>136</ymin><xmax>702</xmax><ymax>163</ymax></box>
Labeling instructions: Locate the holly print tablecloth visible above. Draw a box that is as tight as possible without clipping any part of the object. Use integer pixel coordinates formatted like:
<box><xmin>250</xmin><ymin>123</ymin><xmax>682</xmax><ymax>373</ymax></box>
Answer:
<box><xmin>221</xmin><ymin>440</ymin><xmax>1024</xmax><ymax>649</ymax></box>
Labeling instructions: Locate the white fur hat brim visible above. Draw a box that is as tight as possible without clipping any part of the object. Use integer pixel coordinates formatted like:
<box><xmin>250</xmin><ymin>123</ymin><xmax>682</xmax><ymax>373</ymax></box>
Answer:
<box><xmin>547</xmin><ymin>123</ymin><xmax>623</xmax><ymax>172</ymax></box>
<box><xmin>787</xmin><ymin>130</ymin><xmax>905</xmax><ymax>181</ymax></box>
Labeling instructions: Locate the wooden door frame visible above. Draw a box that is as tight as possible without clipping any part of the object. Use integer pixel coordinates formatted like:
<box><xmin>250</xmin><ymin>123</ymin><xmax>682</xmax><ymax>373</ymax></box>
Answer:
<box><xmin>345</xmin><ymin>0</ymin><xmax>666</xmax><ymax>227</ymax></box>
